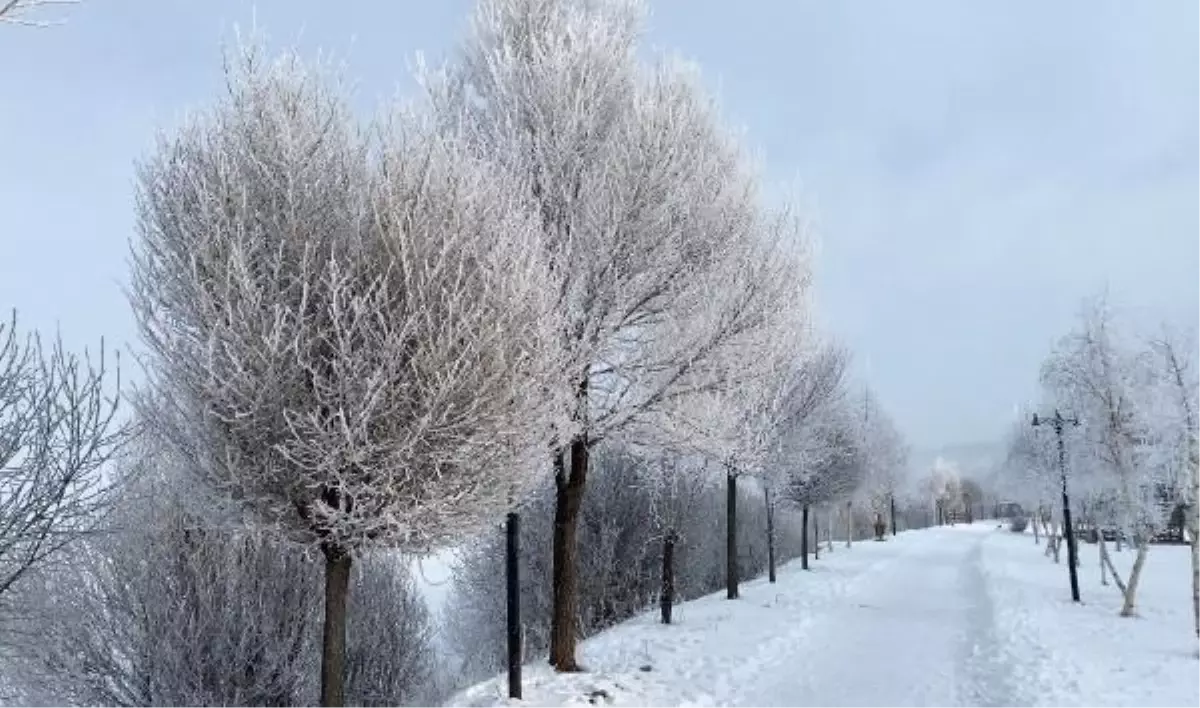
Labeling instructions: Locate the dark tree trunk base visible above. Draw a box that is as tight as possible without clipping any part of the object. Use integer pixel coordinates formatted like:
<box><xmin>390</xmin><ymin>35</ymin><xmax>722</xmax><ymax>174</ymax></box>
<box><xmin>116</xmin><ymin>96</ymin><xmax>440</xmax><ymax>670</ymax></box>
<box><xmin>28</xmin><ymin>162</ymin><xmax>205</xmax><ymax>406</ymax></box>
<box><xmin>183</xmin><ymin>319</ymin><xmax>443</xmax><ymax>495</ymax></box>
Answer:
<box><xmin>661</xmin><ymin>530</ymin><xmax>676</xmax><ymax>623</ymax></box>
<box><xmin>321</xmin><ymin>545</ymin><xmax>352</xmax><ymax>708</ymax></box>
<box><xmin>551</xmin><ymin>438</ymin><xmax>588</xmax><ymax>672</ymax></box>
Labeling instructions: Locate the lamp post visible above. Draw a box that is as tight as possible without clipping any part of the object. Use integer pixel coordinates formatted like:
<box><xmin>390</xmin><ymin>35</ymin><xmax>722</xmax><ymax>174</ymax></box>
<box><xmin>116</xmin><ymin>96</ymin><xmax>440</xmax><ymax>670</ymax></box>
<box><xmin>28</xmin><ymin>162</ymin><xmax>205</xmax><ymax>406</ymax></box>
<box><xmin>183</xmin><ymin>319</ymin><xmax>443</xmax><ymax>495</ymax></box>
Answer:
<box><xmin>1033</xmin><ymin>409</ymin><xmax>1081</xmax><ymax>603</ymax></box>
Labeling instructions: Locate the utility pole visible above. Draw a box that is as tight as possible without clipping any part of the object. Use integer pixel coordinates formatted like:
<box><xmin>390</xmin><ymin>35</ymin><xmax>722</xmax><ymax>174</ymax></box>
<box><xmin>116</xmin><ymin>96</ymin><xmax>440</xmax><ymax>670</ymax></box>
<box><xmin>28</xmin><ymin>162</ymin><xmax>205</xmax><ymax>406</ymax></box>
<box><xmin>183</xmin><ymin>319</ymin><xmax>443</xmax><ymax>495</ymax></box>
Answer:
<box><xmin>1033</xmin><ymin>409</ymin><xmax>1082</xmax><ymax>603</ymax></box>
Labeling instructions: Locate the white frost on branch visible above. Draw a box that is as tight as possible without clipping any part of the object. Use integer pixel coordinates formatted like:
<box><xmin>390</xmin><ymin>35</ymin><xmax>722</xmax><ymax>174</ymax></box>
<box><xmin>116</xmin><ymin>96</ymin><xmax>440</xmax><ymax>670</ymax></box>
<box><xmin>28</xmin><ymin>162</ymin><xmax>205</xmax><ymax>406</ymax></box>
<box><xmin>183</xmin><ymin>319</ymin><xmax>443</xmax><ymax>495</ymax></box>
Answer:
<box><xmin>0</xmin><ymin>0</ymin><xmax>77</xmax><ymax>26</ymax></box>
<box><xmin>425</xmin><ymin>0</ymin><xmax>810</xmax><ymax>451</ymax></box>
<box><xmin>130</xmin><ymin>47</ymin><xmax>566</xmax><ymax>555</ymax></box>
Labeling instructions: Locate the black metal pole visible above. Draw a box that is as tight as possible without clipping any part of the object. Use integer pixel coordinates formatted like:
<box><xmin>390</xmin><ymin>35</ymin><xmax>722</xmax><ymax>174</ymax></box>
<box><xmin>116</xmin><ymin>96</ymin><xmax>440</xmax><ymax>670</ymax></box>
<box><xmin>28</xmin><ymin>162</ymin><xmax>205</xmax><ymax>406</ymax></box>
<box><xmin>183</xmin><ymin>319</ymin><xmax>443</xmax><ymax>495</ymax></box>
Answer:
<box><xmin>890</xmin><ymin>495</ymin><xmax>897</xmax><ymax>535</ymax></box>
<box><xmin>800</xmin><ymin>504</ymin><xmax>810</xmax><ymax>570</ymax></box>
<box><xmin>1056</xmin><ymin>413</ymin><xmax>1082</xmax><ymax>603</ymax></box>
<box><xmin>505</xmin><ymin>512</ymin><xmax>522</xmax><ymax>699</ymax></box>
<box><xmin>726</xmin><ymin>470</ymin><xmax>739</xmax><ymax>599</ymax></box>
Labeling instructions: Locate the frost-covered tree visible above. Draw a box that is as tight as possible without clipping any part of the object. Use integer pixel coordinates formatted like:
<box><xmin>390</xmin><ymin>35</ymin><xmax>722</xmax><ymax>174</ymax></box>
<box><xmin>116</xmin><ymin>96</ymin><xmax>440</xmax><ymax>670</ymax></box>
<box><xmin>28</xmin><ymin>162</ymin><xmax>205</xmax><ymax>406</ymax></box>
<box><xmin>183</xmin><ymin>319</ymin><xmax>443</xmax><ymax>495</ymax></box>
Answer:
<box><xmin>671</xmin><ymin>311</ymin><xmax>813</xmax><ymax>597</ymax></box>
<box><xmin>999</xmin><ymin>412</ymin><xmax>1058</xmax><ymax>542</ymax></box>
<box><xmin>1144</xmin><ymin>327</ymin><xmax>1199</xmax><ymax>638</ymax></box>
<box><xmin>0</xmin><ymin>312</ymin><xmax>126</xmax><ymax>616</ymax></box>
<box><xmin>926</xmin><ymin>457</ymin><xmax>964</xmax><ymax>526</ymax></box>
<box><xmin>847</xmin><ymin>388</ymin><xmax>908</xmax><ymax>537</ymax></box>
<box><xmin>760</xmin><ymin>343</ymin><xmax>848</xmax><ymax>574</ymax></box>
<box><xmin>636</xmin><ymin>448</ymin><xmax>710</xmax><ymax>622</ymax></box>
<box><xmin>780</xmin><ymin>396</ymin><xmax>863</xmax><ymax>565</ymax></box>
<box><xmin>129</xmin><ymin>49</ymin><xmax>562</xmax><ymax>704</ymax></box>
<box><xmin>1040</xmin><ymin>297</ymin><xmax>1161</xmax><ymax>615</ymax></box>
<box><xmin>429</xmin><ymin>0</ymin><xmax>808</xmax><ymax>670</ymax></box>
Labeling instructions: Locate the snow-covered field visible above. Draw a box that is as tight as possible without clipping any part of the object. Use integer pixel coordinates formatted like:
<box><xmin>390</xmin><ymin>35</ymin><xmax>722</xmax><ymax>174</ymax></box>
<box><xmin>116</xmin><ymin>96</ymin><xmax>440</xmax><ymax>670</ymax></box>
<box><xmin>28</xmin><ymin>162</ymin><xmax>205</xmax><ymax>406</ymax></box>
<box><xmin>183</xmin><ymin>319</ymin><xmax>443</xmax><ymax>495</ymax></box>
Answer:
<box><xmin>448</xmin><ymin>524</ymin><xmax>1199</xmax><ymax>707</ymax></box>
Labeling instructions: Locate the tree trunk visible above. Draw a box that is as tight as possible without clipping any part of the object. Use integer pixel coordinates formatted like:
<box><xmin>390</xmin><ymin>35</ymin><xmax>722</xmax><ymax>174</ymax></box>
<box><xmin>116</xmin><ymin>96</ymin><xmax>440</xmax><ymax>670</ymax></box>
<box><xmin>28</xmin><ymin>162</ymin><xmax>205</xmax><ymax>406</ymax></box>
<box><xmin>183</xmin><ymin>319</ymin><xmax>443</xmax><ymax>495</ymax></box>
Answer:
<box><xmin>726</xmin><ymin>470</ymin><xmax>739</xmax><ymax>599</ymax></box>
<box><xmin>845</xmin><ymin>501</ymin><xmax>852</xmax><ymax>548</ymax></box>
<box><xmin>660</xmin><ymin>529</ymin><xmax>676</xmax><ymax>624</ymax></box>
<box><xmin>1119</xmin><ymin>541</ymin><xmax>1150</xmax><ymax>617</ymax></box>
<box><xmin>1099</xmin><ymin>535</ymin><xmax>1109</xmax><ymax>586</ymax></box>
<box><xmin>765</xmin><ymin>487</ymin><xmax>777</xmax><ymax>583</ymax></box>
<box><xmin>1033</xmin><ymin>511</ymin><xmax>1040</xmax><ymax>544</ymax></box>
<box><xmin>827</xmin><ymin>507</ymin><xmax>834</xmax><ymax>553</ymax></box>
<box><xmin>320</xmin><ymin>544</ymin><xmax>352</xmax><ymax>707</ymax></box>
<box><xmin>890</xmin><ymin>495</ymin><xmax>897</xmax><ymax>536</ymax></box>
<box><xmin>550</xmin><ymin>435</ymin><xmax>588</xmax><ymax>672</ymax></box>
<box><xmin>801</xmin><ymin>504</ymin><xmax>810</xmax><ymax>570</ymax></box>
<box><xmin>506</xmin><ymin>512</ymin><xmax>522</xmax><ymax>699</ymax></box>
<box><xmin>1048</xmin><ymin>520</ymin><xmax>1060</xmax><ymax>563</ymax></box>
<box><xmin>812</xmin><ymin>507</ymin><xmax>820</xmax><ymax>561</ymax></box>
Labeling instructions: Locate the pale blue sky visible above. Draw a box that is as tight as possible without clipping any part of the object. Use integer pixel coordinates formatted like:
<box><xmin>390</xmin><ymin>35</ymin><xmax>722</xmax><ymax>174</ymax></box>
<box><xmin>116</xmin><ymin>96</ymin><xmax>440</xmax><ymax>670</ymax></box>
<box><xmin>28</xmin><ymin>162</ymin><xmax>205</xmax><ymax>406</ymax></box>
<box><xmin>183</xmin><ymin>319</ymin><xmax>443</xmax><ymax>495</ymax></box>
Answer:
<box><xmin>1</xmin><ymin>0</ymin><xmax>1196</xmax><ymax>453</ymax></box>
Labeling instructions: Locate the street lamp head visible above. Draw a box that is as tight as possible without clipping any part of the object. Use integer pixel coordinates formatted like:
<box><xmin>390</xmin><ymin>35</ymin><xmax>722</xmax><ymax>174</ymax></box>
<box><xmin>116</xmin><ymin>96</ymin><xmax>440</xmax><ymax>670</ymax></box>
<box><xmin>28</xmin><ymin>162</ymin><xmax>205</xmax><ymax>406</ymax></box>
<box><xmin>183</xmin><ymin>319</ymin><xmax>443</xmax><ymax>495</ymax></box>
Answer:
<box><xmin>1031</xmin><ymin>413</ymin><xmax>1040</xmax><ymax>427</ymax></box>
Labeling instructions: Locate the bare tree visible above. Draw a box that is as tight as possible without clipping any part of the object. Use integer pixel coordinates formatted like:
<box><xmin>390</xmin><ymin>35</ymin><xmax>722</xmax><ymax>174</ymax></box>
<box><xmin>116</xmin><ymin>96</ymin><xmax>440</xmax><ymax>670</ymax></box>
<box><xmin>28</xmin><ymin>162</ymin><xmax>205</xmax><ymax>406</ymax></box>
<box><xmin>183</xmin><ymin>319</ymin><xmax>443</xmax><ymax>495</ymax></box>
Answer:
<box><xmin>129</xmin><ymin>47</ymin><xmax>563</xmax><ymax>705</ymax></box>
<box><xmin>0</xmin><ymin>312</ymin><xmax>126</xmax><ymax>615</ymax></box>
<box><xmin>430</xmin><ymin>0</ymin><xmax>808</xmax><ymax>671</ymax></box>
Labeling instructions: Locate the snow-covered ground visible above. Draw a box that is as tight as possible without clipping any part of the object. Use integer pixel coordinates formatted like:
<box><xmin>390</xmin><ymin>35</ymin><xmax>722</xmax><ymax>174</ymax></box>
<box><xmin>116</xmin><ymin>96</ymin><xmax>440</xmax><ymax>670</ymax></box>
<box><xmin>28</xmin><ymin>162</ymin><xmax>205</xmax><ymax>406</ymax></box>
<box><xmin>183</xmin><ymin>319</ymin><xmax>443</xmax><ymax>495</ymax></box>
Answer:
<box><xmin>983</xmin><ymin>529</ymin><xmax>1199</xmax><ymax>707</ymax></box>
<box><xmin>448</xmin><ymin>524</ymin><xmax>1199</xmax><ymax>707</ymax></box>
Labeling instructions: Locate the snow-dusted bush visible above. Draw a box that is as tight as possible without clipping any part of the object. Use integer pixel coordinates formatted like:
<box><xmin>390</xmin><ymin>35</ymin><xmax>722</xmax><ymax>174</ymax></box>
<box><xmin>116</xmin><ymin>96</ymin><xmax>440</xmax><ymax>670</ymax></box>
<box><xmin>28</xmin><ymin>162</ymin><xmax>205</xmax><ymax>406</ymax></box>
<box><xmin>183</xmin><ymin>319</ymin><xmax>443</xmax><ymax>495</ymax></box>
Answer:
<box><xmin>8</xmin><ymin>463</ymin><xmax>437</xmax><ymax>707</ymax></box>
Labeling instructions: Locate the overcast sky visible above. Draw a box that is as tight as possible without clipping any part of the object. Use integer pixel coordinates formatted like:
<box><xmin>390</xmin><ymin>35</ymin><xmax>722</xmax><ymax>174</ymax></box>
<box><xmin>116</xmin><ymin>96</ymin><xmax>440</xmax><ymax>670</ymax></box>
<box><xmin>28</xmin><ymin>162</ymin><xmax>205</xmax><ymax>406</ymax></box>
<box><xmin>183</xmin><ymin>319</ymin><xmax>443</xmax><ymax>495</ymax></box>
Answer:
<box><xmin>1</xmin><ymin>0</ymin><xmax>1195</xmax><ymax>455</ymax></box>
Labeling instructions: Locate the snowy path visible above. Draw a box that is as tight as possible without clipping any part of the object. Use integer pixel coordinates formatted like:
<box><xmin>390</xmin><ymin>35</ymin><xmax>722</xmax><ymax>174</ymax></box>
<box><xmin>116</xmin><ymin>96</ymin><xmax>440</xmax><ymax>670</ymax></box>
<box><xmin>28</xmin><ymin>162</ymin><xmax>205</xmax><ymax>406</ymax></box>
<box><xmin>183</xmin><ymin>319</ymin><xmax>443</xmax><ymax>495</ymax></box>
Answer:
<box><xmin>453</xmin><ymin>526</ymin><xmax>1016</xmax><ymax>707</ymax></box>
<box><xmin>728</xmin><ymin>526</ymin><xmax>1008</xmax><ymax>707</ymax></box>
<box><xmin>450</xmin><ymin>524</ymin><xmax>1199</xmax><ymax>707</ymax></box>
